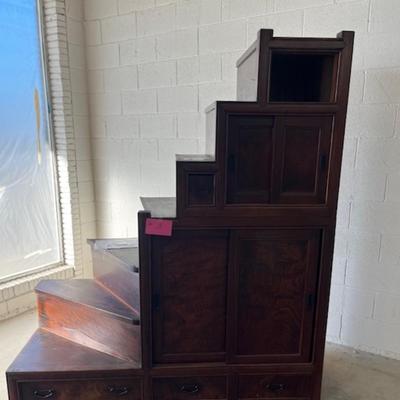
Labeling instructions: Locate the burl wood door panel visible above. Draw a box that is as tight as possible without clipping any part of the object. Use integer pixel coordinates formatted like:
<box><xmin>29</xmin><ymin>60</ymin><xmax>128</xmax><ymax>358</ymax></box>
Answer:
<box><xmin>228</xmin><ymin>229</ymin><xmax>321</xmax><ymax>363</ymax></box>
<box><xmin>271</xmin><ymin>116</ymin><xmax>333</xmax><ymax>204</ymax></box>
<box><xmin>152</xmin><ymin>230</ymin><xmax>229</xmax><ymax>364</ymax></box>
<box><xmin>225</xmin><ymin>114</ymin><xmax>333</xmax><ymax>206</ymax></box>
<box><xmin>226</xmin><ymin>115</ymin><xmax>275</xmax><ymax>204</ymax></box>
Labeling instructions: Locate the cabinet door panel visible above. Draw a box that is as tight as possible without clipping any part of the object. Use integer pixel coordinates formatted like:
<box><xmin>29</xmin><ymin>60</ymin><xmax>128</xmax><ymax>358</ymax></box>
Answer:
<box><xmin>229</xmin><ymin>229</ymin><xmax>320</xmax><ymax>363</ymax></box>
<box><xmin>226</xmin><ymin>115</ymin><xmax>275</xmax><ymax>204</ymax></box>
<box><xmin>272</xmin><ymin>116</ymin><xmax>333</xmax><ymax>204</ymax></box>
<box><xmin>152</xmin><ymin>230</ymin><xmax>228</xmax><ymax>364</ymax></box>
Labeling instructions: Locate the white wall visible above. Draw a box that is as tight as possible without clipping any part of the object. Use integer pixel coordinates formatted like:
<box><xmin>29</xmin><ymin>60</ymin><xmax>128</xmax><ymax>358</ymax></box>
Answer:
<box><xmin>82</xmin><ymin>0</ymin><xmax>400</xmax><ymax>359</ymax></box>
<box><xmin>66</xmin><ymin>0</ymin><xmax>97</xmax><ymax>277</ymax></box>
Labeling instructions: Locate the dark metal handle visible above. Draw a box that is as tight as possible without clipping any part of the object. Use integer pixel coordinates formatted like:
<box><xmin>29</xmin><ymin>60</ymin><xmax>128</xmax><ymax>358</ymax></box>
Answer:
<box><xmin>152</xmin><ymin>293</ymin><xmax>160</xmax><ymax>311</ymax></box>
<box><xmin>180</xmin><ymin>384</ymin><xmax>200</xmax><ymax>394</ymax></box>
<box><xmin>307</xmin><ymin>293</ymin><xmax>316</xmax><ymax>310</ymax></box>
<box><xmin>133</xmin><ymin>266</ymin><xmax>139</xmax><ymax>273</ymax></box>
<box><xmin>228</xmin><ymin>154</ymin><xmax>235</xmax><ymax>172</ymax></box>
<box><xmin>107</xmin><ymin>385</ymin><xmax>130</xmax><ymax>396</ymax></box>
<box><xmin>320</xmin><ymin>154</ymin><xmax>327</xmax><ymax>171</ymax></box>
<box><xmin>33</xmin><ymin>389</ymin><xmax>55</xmax><ymax>398</ymax></box>
<box><xmin>266</xmin><ymin>383</ymin><xmax>285</xmax><ymax>392</ymax></box>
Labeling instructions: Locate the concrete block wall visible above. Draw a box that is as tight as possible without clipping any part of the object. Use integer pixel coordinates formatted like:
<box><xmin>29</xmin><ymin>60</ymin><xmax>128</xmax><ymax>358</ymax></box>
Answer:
<box><xmin>82</xmin><ymin>0</ymin><xmax>400</xmax><ymax>359</ymax></box>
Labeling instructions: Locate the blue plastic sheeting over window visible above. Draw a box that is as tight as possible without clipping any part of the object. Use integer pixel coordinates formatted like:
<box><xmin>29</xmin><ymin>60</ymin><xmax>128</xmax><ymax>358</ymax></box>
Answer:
<box><xmin>0</xmin><ymin>0</ymin><xmax>61</xmax><ymax>280</ymax></box>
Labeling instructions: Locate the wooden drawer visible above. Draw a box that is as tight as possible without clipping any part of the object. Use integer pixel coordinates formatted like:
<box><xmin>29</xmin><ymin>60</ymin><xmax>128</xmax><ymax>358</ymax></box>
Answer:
<box><xmin>19</xmin><ymin>378</ymin><xmax>142</xmax><ymax>400</ymax></box>
<box><xmin>153</xmin><ymin>376</ymin><xmax>227</xmax><ymax>400</ymax></box>
<box><xmin>238</xmin><ymin>374</ymin><xmax>312</xmax><ymax>399</ymax></box>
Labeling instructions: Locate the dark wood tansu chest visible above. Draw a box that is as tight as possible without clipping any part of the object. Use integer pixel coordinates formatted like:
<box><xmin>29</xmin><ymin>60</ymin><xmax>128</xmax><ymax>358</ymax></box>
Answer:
<box><xmin>7</xmin><ymin>29</ymin><xmax>354</xmax><ymax>400</ymax></box>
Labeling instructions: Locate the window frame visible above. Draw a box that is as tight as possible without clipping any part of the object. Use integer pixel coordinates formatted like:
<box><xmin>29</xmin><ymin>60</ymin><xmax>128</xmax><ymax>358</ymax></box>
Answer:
<box><xmin>0</xmin><ymin>0</ymin><xmax>64</xmax><ymax>284</ymax></box>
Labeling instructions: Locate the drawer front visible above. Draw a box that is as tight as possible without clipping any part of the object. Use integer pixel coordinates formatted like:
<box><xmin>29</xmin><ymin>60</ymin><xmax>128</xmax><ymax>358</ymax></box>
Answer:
<box><xmin>238</xmin><ymin>374</ymin><xmax>312</xmax><ymax>399</ymax></box>
<box><xmin>19</xmin><ymin>378</ymin><xmax>142</xmax><ymax>400</ymax></box>
<box><xmin>153</xmin><ymin>376</ymin><xmax>227</xmax><ymax>400</ymax></box>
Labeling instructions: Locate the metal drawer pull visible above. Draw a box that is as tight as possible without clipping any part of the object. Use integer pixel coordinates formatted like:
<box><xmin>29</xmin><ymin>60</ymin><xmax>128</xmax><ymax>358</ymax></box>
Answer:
<box><xmin>265</xmin><ymin>383</ymin><xmax>286</xmax><ymax>392</ymax></box>
<box><xmin>180</xmin><ymin>384</ymin><xmax>200</xmax><ymax>394</ymax></box>
<box><xmin>33</xmin><ymin>389</ymin><xmax>55</xmax><ymax>398</ymax></box>
<box><xmin>107</xmin><ymin>385</ymin><xmax>130</xmax><ymax>396</ymax></box>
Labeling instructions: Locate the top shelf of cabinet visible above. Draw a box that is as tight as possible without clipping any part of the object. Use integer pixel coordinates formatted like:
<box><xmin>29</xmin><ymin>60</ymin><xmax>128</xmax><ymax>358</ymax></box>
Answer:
<box><xmin>236</xmin><ymin>29</ymin><xmax>354</xmax><ymax>105</ymax></box>
<box><xmin>269</xmin><ymin>51</ymin><xmax>337</xmax><ymax>102</ymax></box>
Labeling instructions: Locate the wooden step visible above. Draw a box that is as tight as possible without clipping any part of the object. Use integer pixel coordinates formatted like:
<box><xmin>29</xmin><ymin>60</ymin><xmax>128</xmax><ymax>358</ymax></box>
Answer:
<box><xmin>36</xmin><ymin>280</ymin><xmax>141</xmax><ymax>363</ymax></box>
<box><xmin>7</xmin><ymin>329</ymin><xmax>139</xmax><ymax>373</ymax></box>
<box><xmin>140</xmin><ymin>197</ymin><xmax>176</xmax><ymax>218</ymax></box>
<box><xmin>88</xmin><ymin>239</ymin><xmax>140</xmax><ymax>312</ymax></box>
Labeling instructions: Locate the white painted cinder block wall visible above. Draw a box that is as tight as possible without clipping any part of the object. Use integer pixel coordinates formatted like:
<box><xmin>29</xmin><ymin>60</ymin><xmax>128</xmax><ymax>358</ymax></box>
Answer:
<box><xmin>65</xmin><ymin>0</ymin><xmax>97</xmax><ymax>277</ymax></box>
<box><xmin>81</xmin><ymin>0</ymin><xmax>400</xmax><ymax>359</ymax></box>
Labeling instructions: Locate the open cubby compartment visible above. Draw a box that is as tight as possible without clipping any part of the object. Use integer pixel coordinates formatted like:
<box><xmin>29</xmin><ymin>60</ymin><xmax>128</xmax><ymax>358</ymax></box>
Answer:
<box><xmin>268</xmin><ymin>50</ymin><xmax>338</xmax><ymax>103</ymax></box>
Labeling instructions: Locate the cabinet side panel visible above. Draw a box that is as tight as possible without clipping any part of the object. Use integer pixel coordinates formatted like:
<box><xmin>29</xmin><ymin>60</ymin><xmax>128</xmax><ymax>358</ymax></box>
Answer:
<box><xmin>237</xmin><ymin>47</ymin><xmax>259</xmax><ymax>102</ymax></box>
<box><xmin>206</xmin><ymin>106</ymin><xmax>217</xmax><ymax>157</ymax></box>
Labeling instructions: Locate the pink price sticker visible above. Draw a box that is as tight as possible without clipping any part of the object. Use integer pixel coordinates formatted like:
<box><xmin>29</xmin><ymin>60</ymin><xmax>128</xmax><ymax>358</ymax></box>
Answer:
<box><xmin>145</xmin><ymin>218</ymin><xmax>173</xmax><ymax>237</ymax></box>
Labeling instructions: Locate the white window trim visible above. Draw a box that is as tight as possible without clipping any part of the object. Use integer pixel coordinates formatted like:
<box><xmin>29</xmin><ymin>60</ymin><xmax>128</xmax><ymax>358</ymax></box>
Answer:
<box><xmin>0</xmin><ymin>0</ymin><xmax>83</xmax><ymax>319</ymax></box>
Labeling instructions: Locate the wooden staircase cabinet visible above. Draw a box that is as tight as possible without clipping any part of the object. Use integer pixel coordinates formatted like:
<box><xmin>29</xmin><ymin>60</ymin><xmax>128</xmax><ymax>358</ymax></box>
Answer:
<box><xmin>6</xmin><ymin>29</ymin><xmax>354</xmax><ymax>400</ymax></box>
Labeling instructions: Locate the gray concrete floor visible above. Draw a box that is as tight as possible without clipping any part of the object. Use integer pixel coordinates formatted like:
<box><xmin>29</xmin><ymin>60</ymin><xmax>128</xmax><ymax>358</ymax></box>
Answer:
<box><xmin>0</xmin><ymin>311</ymin><xmax>399</xmax><ymax>399</ymax></box>
<box><xmin>322</xmin><ymin>343</ymin><xmax>400</xmax><ymax>399</ymax></box>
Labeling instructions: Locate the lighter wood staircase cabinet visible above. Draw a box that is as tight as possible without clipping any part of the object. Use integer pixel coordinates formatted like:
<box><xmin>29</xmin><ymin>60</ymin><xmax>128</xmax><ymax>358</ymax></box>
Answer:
<box><xmin>7</xmin><ymin>30</ymin><xmax>354</xmax><ymax>400</ymax></box>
